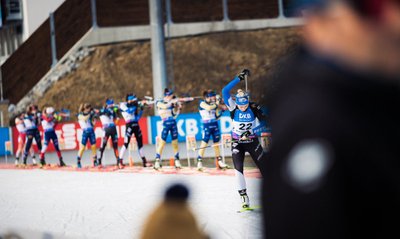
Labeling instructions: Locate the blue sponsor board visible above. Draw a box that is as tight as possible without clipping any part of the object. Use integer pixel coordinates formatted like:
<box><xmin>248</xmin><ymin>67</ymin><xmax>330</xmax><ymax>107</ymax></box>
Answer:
<box><xmin>149</xmin><ymin>111</ymin><xmax>269</xmax><ymax>144</ymax></box>
<box><xmin>0</xmin><ymin>127</ymin><xmax>11</xmax><ymax>156</ymax></box>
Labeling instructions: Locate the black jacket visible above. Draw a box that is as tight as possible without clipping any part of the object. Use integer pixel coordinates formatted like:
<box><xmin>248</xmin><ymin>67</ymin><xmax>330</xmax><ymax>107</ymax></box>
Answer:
<box><xmin>262</xmin><ymin>46</ymin><xmax>400</xmax><ymax>239</ymax></box>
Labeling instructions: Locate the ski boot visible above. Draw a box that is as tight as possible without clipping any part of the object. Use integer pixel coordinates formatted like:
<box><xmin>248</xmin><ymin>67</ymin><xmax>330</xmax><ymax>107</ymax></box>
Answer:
<box><xmin>153</xmin><ymin>158</ymin><xmax>161</xmax><ymax>170</ymax></box>
<box><xmin>92</xmin><ymin>157</ymin><xmax>99</xmax><ymax>167</ymax></box>
<box><xmin>175</xmin><ymin>159</ymin><xmax>182</xmax><ymax>169</ymax></box>
<box><xmin>217</xmin><ymin>156</ymin><xmax>229</xmax><ymax>169</ymax></box>
<box><xmin>239</xmin><ymin>189</ymin><xmax>250</xmax><ymax>208</ymax></box>
<box><xmin>197</xmin><ymin>160</ymin><xmax>204</xmax><ymax>171</ymax></box>
<box><xmin>32</xmin><ymin>157</ymin><xmax>37</xmax><ymax>166</ymax></box>
<box><xmin>142</xmin><ymin>157</ymin><xmax>153</xmax><ymax>167</ymax></box>
<box><xmin>22</xmin><ymin>158</ymin><xmax>28</xmax><ymax>167</ymax></box>
<box><xmin>97</xmin><ymin>158</ymin><xmax>103</xmax><ymax>167</ymax></box>
<box><xmin>117</xmin><ymin>158</ymin><xmax>125</xmax><ymax>169</ymax></box>
<box><xmin>174</xmin><ymin>154</ymin><xmax>182</xmax><ymax>169</ymax></box>
<box><xmin>59</xmin><ymin>157</ymin><xmax>66</xmax><ymax>167</ymax></box>
<box><xmin>39</xmin><ymin>158</ymin><xmax>47</xmax><ymax>168</ymax></box>
<box><xmin>241</xmin><ymin>195</ymin><xmax>250</xmax><ymax>208</ymax></box>
<box><xmin>77</xmin><ymin>157</ymin><xmax>82</xmax><ymax>169</ymax></box>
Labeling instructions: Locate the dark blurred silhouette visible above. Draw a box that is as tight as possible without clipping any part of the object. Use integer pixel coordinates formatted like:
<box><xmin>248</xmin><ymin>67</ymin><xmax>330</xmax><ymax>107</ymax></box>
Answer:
<box><xmin>140</xmin><ymin>184</ymin><xmax>208</xmax><ymax>239</ymax></box>
<box><xmin>262</xmin><ymin>0</ymin><xmax>400</xmax><ymax>238</ymax></box>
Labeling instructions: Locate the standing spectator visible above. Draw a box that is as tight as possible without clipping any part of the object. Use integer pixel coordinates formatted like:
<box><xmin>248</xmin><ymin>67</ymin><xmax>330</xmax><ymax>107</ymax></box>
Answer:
<box><xmin>140</xmin><ymin>183</ymin><xmax>208</xmax><ymax>239</ymax></box>
<box><xmin>262</xmin><ymin>0</ymin><xmax>400</xmax><ymax>238</ymax></box>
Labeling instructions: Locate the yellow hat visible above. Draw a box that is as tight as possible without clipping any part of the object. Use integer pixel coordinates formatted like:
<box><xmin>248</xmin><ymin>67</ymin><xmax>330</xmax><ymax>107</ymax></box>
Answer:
<box><xmin>140</xmin><ymin>184</ymin><xmax>208</xmax><ymax>239</ymax></box>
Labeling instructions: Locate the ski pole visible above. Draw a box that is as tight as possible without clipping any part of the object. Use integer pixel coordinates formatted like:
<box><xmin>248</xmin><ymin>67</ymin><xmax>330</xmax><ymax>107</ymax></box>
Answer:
<box><xmin>245</xmin><ymin>73</ymin><xmax>250</xmax><ymax>101</ymax></box>
<box><xmin>192</xmin><ymin>142</ymin><xmax>228</xmax><ymax>151</ymax></box>
<box><xmin>245</xmin><ymin>74</ymin><xmax>248</xmax><ymax>93</ymax></box>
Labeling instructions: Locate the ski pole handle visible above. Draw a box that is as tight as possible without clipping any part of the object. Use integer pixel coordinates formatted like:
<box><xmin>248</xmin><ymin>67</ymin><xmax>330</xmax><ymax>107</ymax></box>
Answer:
<box><xmin>245</xmin><ymin>74</ymin><xmax>248</xmax><ymax>93</ymax></box>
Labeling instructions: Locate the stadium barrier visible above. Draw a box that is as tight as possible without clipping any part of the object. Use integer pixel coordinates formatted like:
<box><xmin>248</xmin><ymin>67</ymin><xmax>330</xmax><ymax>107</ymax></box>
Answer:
<box><xmin>185</xmin><ymin>134</ymin><xmax>196</xmax><ymax>168</ymax></box>
<box><xmin>4</xmin><ymin>140</ymin><xmax>12</xmax><ymax>163</ymax></box>
<box><xmin>0</xmin><ymin>127</ymin><xmax>11</xmax><ymax>156</ymax></box>
<box><xmin>59</xmin><ymin>137</ymin><xmax>65</xmax><ymax>150</ymax></box>
<box><xmin>220</xmin><ymin>133</ymin><xmax>232</xmax><ymax>167</ymax></box>
<box><xmin>10</xmin><ymin>118</ymin><xmax>149</xmax><ymax>154</ymax></box>
<box><xmin>260</xmin><ymin>132</ymin><xmax>271</xmax><ymax>152</ymax></box>
<box><xmin>128</xmin><ymin>135</ymin><xmax>138</xmax><ymax>167</ymax></box>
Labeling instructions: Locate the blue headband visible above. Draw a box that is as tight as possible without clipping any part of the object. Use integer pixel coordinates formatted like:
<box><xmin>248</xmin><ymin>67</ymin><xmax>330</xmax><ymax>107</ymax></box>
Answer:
<box><xmin>164</xmin><ymin>90</ymin><xmax>173</xmax><ymax>96</ymax></box>
<box><xmin>127</xmin><ymin>95</ymin><xmax>137</xmax><ymax>101</ymax></box>
<box><xmin>206</xmin><ymin>91</ymin><xmax>216</xmax><ymax>98</ymax></box>
<box><xmin>106</xmin><ymin>99</ymin><xmax>114</xmax><ymax>105</ymax></box>
<box><xmin>235</xmin><ymin>94</ymin><xmax>249</xmax><ymax>106</ymax></box>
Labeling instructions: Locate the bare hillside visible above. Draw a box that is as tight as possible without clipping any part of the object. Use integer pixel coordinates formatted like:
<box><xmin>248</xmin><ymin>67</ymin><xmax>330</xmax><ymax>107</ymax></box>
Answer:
<box><xmin>38</xmin><ymin>27</ymin><xmax>299</xmax><ymax>116</ymax></box>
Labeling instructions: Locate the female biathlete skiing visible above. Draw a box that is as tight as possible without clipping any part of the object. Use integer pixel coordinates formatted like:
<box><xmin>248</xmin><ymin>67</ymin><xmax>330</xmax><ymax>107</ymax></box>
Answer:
<box><xmin>222</xmin><ymin>69</ymin><xmax>266</xmax><ymax>209</ymax></box>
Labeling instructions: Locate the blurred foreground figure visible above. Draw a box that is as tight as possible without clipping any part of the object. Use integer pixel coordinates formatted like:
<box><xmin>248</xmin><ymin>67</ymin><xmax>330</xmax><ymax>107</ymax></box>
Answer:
<box><xmin>140</xmin><ymin>184</ymin><xmax>208</xmax><ymax>239</ymax></box>
<box><xmin>263</xmin><ymin>0</ymin><xmax>400</xmax><ymax>238</ymax></box>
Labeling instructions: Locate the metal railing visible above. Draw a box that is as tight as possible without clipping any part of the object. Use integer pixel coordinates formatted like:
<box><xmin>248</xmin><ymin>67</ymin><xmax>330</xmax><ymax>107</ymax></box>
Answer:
<box><xmin>0</xmin><ymin>23</ymin><xmax>22</xmax><ymax>64</ymax></box>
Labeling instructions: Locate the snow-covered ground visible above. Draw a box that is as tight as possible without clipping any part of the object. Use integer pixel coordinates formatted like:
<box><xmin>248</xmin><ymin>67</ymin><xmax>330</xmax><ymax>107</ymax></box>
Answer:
<box><xmin>0</xmin><ymin>168</ymin><xmax>263</xmax><ymax>239</ymax></box>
